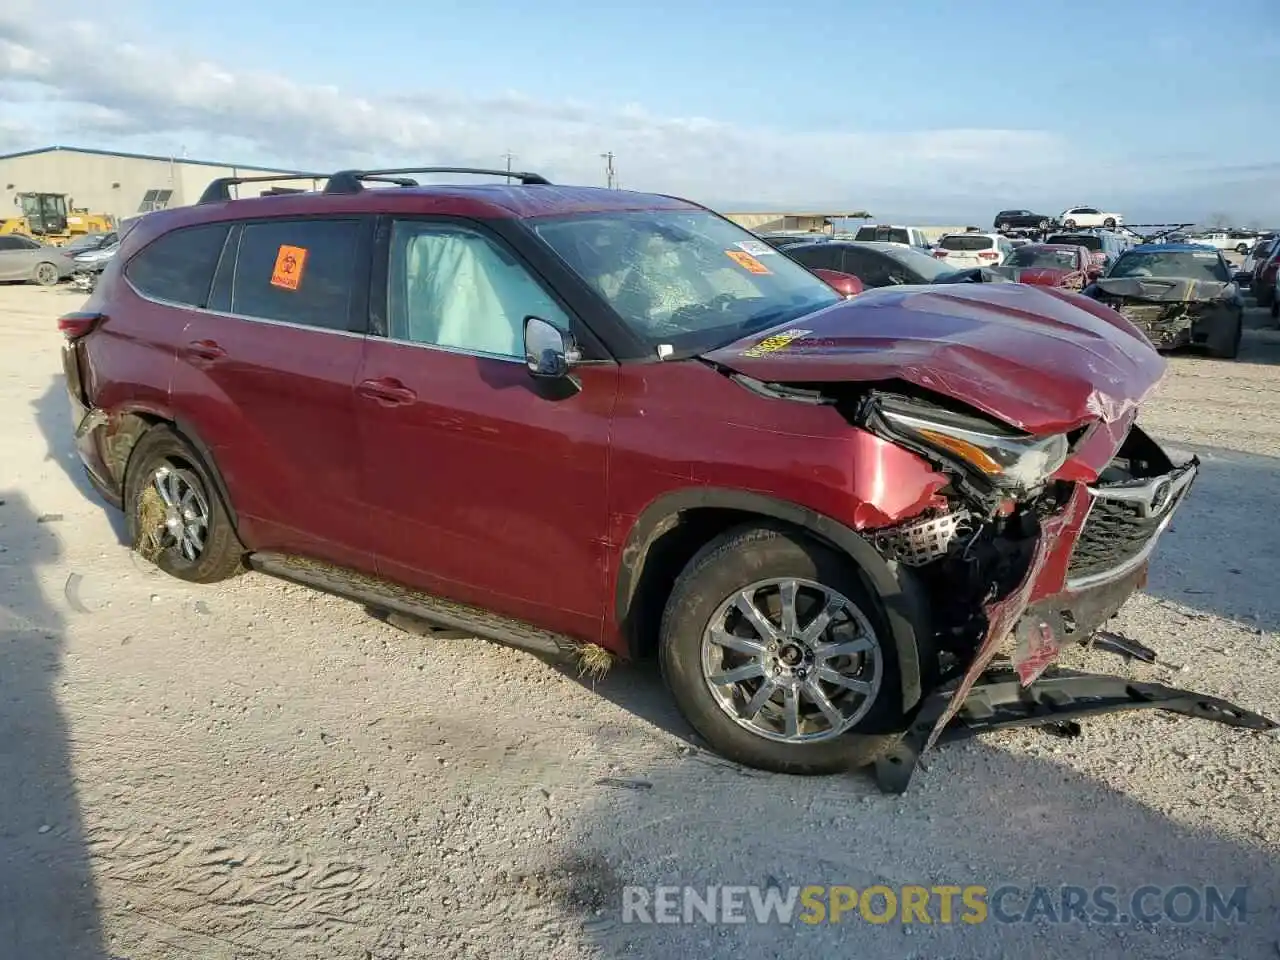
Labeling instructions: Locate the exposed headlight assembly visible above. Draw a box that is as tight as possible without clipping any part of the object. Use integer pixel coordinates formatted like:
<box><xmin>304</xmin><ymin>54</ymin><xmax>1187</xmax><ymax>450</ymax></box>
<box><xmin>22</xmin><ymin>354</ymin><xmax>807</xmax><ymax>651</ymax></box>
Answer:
<box><xmin>868</xmin><ymin>395</ymin><xmax>1069</xmax><ymax>494</ymax></box>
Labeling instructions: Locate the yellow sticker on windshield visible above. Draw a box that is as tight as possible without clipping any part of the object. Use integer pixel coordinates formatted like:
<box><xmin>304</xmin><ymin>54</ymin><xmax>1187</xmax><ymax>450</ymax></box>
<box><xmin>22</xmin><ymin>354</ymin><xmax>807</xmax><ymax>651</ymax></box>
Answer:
<box><xmin>726</xmin><ymin>249</ymin><xmax>772</xmax><ymax>275</ymax></box>
<box><xmin>743</xmin><ymin>328</ymin><xmax>811</xmax><ymax>358</ymax></box>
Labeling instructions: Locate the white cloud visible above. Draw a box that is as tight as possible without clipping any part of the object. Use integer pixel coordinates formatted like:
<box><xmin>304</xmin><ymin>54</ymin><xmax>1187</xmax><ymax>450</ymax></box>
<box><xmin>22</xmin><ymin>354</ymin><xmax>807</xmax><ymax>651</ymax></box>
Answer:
<box><xmin>0</xmin><ymin>3</ymin><xmax>1275</xmax><ymax>221</ymax></box>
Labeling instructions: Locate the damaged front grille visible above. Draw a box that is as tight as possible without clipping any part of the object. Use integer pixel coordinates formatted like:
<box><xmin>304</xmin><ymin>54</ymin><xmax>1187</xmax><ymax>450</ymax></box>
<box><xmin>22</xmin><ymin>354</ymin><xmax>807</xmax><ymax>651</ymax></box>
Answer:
<box><xmin>1115</xmin><ymin>303</ymin><xmax>1196</xmax><ymax>348</ymax></box>
<box><xmin>874</xmin><ymin>510</ymin><xmax>976</xmax><ymax>566</ymax></box>
<box><xmin>1066</xmin><ymin>463</ymin><xmax>1195</xmax><ymax>588</ymax></box>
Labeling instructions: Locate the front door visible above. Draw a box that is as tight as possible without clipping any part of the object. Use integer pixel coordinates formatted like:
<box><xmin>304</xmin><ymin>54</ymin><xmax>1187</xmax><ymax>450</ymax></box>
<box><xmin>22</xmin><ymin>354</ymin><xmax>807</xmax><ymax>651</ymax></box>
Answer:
<box><xmin>355</xmin><ymin>218</ymin><xmax>618</xmax><ymax>642</ymax></box>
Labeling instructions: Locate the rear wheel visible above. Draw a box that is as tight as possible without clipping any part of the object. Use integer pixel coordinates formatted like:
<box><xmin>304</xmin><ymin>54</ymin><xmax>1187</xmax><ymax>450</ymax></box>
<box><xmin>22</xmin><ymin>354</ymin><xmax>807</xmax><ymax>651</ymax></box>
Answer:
<box><xmin>32</xmin><ymin>261</ymin><xmax>59</xmax><ymax>286</ymax></box>
<box><xmin>659</xmin><ymin>525</ymin><xmax>903</xmax><ymax>775</ymax></box>
<box><xmin>998</xmin><ymin>222</ymin><xmax>1011</xmax><ymax>232</ymax></box>
<box><xmin>1037</xmin><ymin>219</ymin><xmax>1049</xmax><ymax>230</ymax></box>
<box><xmin>1063</xmin><ymin>219</ymin><xmax>1077</xmax><ymax>230</ymax></box>
<box><xmin>1103</xmin><ymin>217</ymin><xmax>1117</xmax><ymax>228</ymax></box>
<box><xmin>124</xmin><ymin>425</ymin><xmax>245</xmax><ymax>583</ymax></box>
<box><xmin>1237</xmin><ymin>243</ymin><xmax>1250</xmax><ymax>255</ymax></box>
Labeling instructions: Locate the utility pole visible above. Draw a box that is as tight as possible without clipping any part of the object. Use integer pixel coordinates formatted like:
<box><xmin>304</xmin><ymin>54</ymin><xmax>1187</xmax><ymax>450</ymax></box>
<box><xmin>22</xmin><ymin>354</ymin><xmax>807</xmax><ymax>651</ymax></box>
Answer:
<box><xmin>502</xmin><ymin>151</ymin><xmax>516</xmax><ymax>183</ymax></box>
<box><xmin>600</xmin><ymin>152</ymin><xmax>616</xmax><ymax>189</ymax></box>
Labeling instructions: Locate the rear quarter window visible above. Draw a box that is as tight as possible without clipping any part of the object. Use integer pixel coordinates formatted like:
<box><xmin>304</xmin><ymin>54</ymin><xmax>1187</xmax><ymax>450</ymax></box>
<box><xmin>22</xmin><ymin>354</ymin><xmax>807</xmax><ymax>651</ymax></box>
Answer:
<box><xmin>125</xmin><ymin>223</ymin><xmax>231</xmax><ymax>308</ymax></box>
<box><xmin>230</xmin><ymin>219</ymin><xmax>363</xmax><ymax>331</ymax></box>
<box><xmin>939</xmin><ymin>235</ymin><xmax>994</xmax><ymax>251</ymax></box>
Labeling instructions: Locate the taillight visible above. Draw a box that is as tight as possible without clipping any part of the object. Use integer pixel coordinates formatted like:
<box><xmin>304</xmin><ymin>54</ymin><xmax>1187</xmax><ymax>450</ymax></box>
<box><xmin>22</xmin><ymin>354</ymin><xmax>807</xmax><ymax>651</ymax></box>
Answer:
<box><xmin>978</xmin><ymin>251</ymin><xmax>999</xmax><ymax>260</ymax></box>
<box><xmin>933</xmin><ymin>250</ymin><xmax>949</xmax><ymax>258</ymax></box>
<box><xmin>58</xmin><ymin>311</ymin><xmax>103</xmax><ymax>340</ymax></box>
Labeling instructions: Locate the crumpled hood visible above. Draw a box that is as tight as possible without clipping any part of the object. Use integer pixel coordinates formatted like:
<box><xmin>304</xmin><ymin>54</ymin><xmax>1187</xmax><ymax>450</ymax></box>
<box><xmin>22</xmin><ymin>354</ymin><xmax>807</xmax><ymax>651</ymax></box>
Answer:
<box><xmin>990</xmin><ymin>265</ymin><xmax>1079</xmax><ymax>287</ymax></box>
<box><xmin>1094</xmin><ymin>277</ymin><xmax>1232</xmax><ymax>303</ymax></box>
<box><xmin>702</xmin><ymin>283</ymin><xmax>1167</xmax><ymax>434</ymax></box>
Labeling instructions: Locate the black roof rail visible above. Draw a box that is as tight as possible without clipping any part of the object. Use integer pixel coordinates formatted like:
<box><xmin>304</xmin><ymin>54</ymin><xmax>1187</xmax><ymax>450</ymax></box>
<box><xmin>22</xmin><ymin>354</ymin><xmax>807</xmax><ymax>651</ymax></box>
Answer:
<box><xmin>197</xmin><ymin>173</ymin><xmax>328</xmax><ymax>204</ymax></box>
<box><xmin>323</xmin><ymin>166</ymin><xmax>551</xmax><ymax>194</ymax></box>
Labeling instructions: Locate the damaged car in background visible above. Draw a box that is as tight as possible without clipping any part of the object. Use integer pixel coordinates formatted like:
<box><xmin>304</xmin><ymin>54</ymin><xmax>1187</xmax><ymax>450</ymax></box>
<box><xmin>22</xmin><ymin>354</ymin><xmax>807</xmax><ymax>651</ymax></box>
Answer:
<box><xmin>59</xmin><ymin>170</ymin><xmax>1275</xmax><ymax>794</ymax></box>
<box><xmin>1084</xmin><ymin>243</ymin><xmax>1244</xmax><ymax>359</ymax></box>
<box><xmin>991</xmin><ymin>243</ymin><xmax>1099</xmax><ymax>289</ymax></box>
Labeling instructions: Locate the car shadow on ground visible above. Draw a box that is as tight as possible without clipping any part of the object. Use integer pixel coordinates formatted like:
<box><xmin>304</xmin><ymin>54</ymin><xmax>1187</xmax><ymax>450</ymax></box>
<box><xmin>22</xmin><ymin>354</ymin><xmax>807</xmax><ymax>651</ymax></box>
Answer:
<box><xmin>0</xmin><ymin>490</ymin><xmax>110</xmax><ymax>956</ymax></box>
<box><xmin>32</xmin><ymin>375</ymin><xmax>128</xmax><ymax>546</ymax></box>
<box><xmin>1145</xmin><ymin>440</ymin><xmax>1280</xmax><ymax>633</ymax></box>
<box><xmin>1232</xmin><ymin>302</ymin><xmax>1280</xmax><ymax>366</ymax></box>
<box><xmin>525</xmin><ymin>735</ymin><xmax>1279</xmax><ymax>959</ymax></box>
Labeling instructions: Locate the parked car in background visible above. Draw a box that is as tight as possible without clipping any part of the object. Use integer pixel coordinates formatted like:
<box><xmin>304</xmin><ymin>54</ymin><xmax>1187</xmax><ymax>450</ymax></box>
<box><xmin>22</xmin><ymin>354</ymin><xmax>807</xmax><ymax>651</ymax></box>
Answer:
<box><xmin>991</xmin><ymin>243</ymin><xmax>1096</xmax><ymax>289</ymax></box>
<box><xmin>757</xmin><ymin>232</ymin><xmax>831</xmax><ymax>250</ymax></box>
<box><xmin>1241</xmin><ymin>236</ymin><xmax>1278</xmax><ymax>286</ymax></box>
<box><xmin>65</xmin><ymin>167</ymin><xmax>1252</xmax><ymax>777</ymax></box>
<box><xmin>787</xmin><ymin>240</ymin><xmax>1010</xmax><ymax>287</ymax></box>
<box><xmin>64</xmin><ymin>231</ymin><xmax>120</xmax><ymax>255</ymax></box>
<box><xmin>1083</xmin><ymin>244</ymin><xmax>1243</xmax><ymax>358</ymax></box>
<box><xmin>1045</xmin><ymin>230</ymin><xmax>1130</xmax><ymax>271</ymax></box>
<box><xmin>1059</xmin><ymin>206</ymin><xmax>1123</xmax><ymax>229</ymax></box>
<box><xmin>932</xmin><ymin>232</ymin><xmax>1013</xmax><ymax>269</ymax></box>
<box><xmin>1189</xmin><ymin>231</ymin><xmax>1257</xmax><ymax>254</ymax></box>
<box><xmin>1251</xmin><ymin>240</ymin><xmax>1280</xmax><ymax>309</ymax></box>
<box><xmin>0</xmin><ymin>233</ymin><xmax>75</xmax><ymax>285</ymax></box>
<box><xmin>993</xmin><ymin>209</ymin><xmax>1056</xmax><ymax>232</ymax></box>
<box><xmin>851</xmin><ymin>224</ymin><xmax>932</xmax><ymax>251</ymax></box>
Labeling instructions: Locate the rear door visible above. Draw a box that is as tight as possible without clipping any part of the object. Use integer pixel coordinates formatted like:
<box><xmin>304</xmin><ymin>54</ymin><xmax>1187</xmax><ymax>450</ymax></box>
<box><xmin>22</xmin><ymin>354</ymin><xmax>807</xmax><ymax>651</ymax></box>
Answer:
<box><xmin>167</xmin><ymin>215</ymin><xmax>376</xmax><ymax>569</ymax></box>
<box><xmin>353</xmin><ymin>216</ymin><xmax>618</xmax><ymax>641</ymax></box>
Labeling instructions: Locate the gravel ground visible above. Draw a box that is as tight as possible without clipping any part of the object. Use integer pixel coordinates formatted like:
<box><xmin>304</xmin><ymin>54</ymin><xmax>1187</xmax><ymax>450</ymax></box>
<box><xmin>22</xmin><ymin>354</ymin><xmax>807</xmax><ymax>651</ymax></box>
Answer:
<box><xmin>1</xmin><ymin>282</ymin><xmax>1277</xmax><ymax>959</ymax></box>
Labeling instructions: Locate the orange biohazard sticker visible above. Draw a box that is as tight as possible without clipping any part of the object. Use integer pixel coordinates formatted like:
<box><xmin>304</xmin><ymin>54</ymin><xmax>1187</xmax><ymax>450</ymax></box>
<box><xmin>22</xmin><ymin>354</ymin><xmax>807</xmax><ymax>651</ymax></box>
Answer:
<box><xmin>725</xmin><ymin>249</ymin><xmax>772</xmax><ymax>275</ymax></box>
<box><xmin>270</xmin><ymin>244</ymin><xmax>308</xmax><ymax>290</ymax></box>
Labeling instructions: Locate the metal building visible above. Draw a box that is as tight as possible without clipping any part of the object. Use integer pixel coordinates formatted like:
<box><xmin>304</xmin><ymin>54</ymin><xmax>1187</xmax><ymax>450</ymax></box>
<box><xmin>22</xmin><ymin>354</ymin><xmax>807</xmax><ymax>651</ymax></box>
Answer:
<box><xmin>0</xmin><ymin>145</ymin><xmax>322</xmax><ymax>225</ymax></box>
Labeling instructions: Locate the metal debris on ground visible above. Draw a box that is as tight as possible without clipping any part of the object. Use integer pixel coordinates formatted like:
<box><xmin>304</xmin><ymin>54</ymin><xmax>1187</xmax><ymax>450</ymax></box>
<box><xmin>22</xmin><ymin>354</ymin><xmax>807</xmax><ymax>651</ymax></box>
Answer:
<box><xmin>593</xmin><ymin>777</ymin><xmax>653</xmax><ymax>791</ymax></box>
<box><xmin>63</xmin><ymin>572</ymin><xmax>91</xmax><ymax>614</ymax></box>
<box><xmin>36</xmin><ymin>513</ymin><xmax>64</xmax><ymax>523</ymax></box>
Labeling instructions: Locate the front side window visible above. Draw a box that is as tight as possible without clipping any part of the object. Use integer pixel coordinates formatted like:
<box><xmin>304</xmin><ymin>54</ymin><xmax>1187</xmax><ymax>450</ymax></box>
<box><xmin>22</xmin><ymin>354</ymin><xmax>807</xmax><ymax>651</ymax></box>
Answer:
<box><xmin>231</xmin><ymin>219</ymin><xmax>361</xmax><ymax>330</ymax></box>
<box><xmin>787</xmin><ymin>244</ymin><xmax>842</xmax><ymax>272</ymax></box>
<box><xmin>533</xmin><ymin>210</ymin><xmax>839</xmax><ymax>352</ymax></box>
<box><xmin>126</xmin><ymin>223</ymin><xmax>231</xmax><ymax>307</ymax></box>
<box><xmin>388</xmin><ymin>222</ymin><xmax>571</xmax><ymax>359</ymax></box>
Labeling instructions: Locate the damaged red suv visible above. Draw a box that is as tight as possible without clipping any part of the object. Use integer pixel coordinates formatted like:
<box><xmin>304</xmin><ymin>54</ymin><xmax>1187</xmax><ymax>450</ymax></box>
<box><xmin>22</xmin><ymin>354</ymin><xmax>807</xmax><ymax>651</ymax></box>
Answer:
<box><xmin>61</xmin><ymin>168</ymin><xmax>1275</xmax><ymax>783</ymax></box>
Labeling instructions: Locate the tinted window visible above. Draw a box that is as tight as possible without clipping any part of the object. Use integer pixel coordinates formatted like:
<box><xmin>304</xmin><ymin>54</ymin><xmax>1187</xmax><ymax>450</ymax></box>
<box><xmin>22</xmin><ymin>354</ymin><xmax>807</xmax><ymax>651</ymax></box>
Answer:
<box><xmin>939</xmin><ymin>235</ymin><xmax>994</xmax><ymax>251</ymax></box>
<box><xmin>0</xmin><ymin>236</ymin><xmax>25</xmax><ymax>251</ymax></box>
<box><xmin>788</xmin><ymin>244</ymin><xmax>842</xmax><ymax>271</ymax></box>
<box><xmin>879</xmin><ymin>246</ymin><xmax>956</xmax><ymax>282</ymax></box>
<box><xmin>126</xmin><ymin>223</ymin><xmax>230</xmax><ymax>307</ymax></box>
<box><xmin>840</xmin><ymin>247</ymin><xmax>894</xmax><ymax>286</ymax></box>
<box><xmin>1007</xmin><ymin>246</ymin><xmax>1082</xmax><ymax>269</ymax></box>
<box><xmin>1047</xmin><ymin>233</ymin><xmax>1102</xmax><ymax>252</ymax></box>
<box><xmin>388</xmin><ymin>221</ymin><xmax>571</xmax><ymax>358</ymax></box>
<box><xmin>855</xmin><ymin>226</ymin><xmax>910</xmax><ymax>244</ymax></box>
<box><xmin>231</xmin><ymin>219</ymin><xmax>361</xmax><ymax>330</ymax></box>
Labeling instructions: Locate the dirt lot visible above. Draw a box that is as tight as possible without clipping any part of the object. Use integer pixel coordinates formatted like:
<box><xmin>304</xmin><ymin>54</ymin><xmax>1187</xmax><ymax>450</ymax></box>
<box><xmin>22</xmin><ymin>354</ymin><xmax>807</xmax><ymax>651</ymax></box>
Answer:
<box><xmin>2</xmin><ymin>282</ymin><xmax>1278</xmax><ymax>959</ymax></box>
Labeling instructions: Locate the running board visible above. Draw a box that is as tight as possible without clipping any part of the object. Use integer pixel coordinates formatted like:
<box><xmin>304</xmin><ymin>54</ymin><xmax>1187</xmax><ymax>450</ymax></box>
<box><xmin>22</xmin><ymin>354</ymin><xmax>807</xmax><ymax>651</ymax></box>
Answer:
<box><xmin>873</xmin><ymin>667</ymin><xmax>1278</xmax><ymax>794</ymax></box>
<box><xmin>248</xmin><ymin>552</ymin><xmax>577</xmax><ymax>661</ymax></box>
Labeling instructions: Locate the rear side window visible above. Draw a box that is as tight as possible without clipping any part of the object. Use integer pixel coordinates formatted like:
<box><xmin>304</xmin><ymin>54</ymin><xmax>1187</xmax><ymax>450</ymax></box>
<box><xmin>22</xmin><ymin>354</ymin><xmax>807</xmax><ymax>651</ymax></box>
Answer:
<box><xmin>940</xmin><ymin>235</ymin><xmax>994</xmax><ymax>251</ymax></box>
<box><xmin>789</xmin><ymin>244</ymin><xmax>842</xmax><ymax>271</ymax></box>
<box><xmin>126</xmin><ymin>223</ymin><xmax>230</xmax><ymax>307</ymax></box>
<box><xmin>231</xmin><ymin>219</ymin><xmax>362</xmax><ymax>330</ymax></box>
<box><xmin>855</xmin><ymin>226</ymin><xmax>909</xmax><ymax>245</ymax></box>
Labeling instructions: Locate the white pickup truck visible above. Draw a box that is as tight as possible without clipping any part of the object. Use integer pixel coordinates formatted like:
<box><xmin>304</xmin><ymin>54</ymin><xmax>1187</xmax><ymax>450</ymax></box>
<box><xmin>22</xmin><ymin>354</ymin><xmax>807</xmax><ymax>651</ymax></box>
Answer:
<box><xmin>1190</xmin><ymin>231</ymin><xmax>1257</xmax><ymax>254</ymax></box>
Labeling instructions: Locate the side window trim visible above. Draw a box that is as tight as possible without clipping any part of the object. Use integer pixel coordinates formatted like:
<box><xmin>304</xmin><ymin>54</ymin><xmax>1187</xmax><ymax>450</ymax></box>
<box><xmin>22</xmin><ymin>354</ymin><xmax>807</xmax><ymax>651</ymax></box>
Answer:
<box><xmin>369</xmin><ymin>214</ymin><xmax>609</xmax><ymax>362</ymax></box>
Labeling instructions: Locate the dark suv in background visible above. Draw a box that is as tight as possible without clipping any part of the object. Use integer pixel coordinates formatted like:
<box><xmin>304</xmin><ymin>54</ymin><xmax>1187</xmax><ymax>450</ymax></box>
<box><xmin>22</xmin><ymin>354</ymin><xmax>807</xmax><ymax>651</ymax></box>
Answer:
<box><xmin>993</xmin><ymin>209</ymin><xmax>1056</xmax><ymax>231</ymax></box>
<box><xmin>58</xmin><ymin>167</ymin><xmax>1267</xmax><ymax>778</ymax></box>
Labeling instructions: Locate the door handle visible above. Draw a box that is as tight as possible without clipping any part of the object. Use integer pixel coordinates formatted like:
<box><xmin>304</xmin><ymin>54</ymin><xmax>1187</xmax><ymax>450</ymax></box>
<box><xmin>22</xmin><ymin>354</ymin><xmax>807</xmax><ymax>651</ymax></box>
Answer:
<box><xmin>184</xmin><ymin>339</ymin><xmax>226</xmax><ymax>362</ymax></box>
<box><xmin>356</xmin><ymin>377</ymin><xmax>417</xmax><ymax>406</ymax></box>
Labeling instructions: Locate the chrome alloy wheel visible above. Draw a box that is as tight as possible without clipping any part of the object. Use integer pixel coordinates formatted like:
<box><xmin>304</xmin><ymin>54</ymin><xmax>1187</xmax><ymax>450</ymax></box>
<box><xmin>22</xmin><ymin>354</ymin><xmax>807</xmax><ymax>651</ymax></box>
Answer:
<box><xmin>699</xmin><ymin>578</ymin><xmax>883</xmax><ymax>743</ymax></box>
<box><xmin>151</xmin><ymin>464</ymin><xmax>210</xmax><ymax>562</ymax></box>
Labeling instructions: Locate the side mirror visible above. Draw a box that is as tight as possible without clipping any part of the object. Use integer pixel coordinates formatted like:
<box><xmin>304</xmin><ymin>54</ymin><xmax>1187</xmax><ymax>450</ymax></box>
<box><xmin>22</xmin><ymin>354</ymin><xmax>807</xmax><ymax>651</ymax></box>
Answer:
<box><xmin>524</xmin><ymin>315</ymin><xmax>580</xmax><ymax>380</ymax></box>
<box><xmin>810</xmin><ymin>268</ymin><xmax>864</xmax><ymax>298</ymax></box>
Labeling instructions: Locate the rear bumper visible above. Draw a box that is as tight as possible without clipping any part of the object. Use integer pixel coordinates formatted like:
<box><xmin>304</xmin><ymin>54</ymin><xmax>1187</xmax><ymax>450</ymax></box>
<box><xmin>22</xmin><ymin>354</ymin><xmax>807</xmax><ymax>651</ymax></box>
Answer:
<box><xmin>62</xmin><ymin>343</ymin><xmax>118</xmax><ymax>503</ymax></box>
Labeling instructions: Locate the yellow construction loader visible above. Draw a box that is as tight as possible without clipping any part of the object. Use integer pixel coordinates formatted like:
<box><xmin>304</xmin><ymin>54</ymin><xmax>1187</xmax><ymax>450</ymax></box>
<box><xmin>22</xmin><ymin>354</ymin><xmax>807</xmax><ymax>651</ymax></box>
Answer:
<box><xmin>0</xmin><ymin>192</ymin><xmax>115</xmax><ymax>245</ymax></box>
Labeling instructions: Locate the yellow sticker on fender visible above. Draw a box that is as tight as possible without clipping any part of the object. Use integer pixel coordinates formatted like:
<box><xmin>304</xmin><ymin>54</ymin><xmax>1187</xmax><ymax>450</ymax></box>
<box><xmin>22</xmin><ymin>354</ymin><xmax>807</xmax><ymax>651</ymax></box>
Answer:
<box><xmin>271</xmin><ymin>244</ymin><xmax>308</xmax><ymax>290</ymax></box>
<box><xmin>726</xmin><ymin>249</ymin><xmax>772</xmax><ymax>274</ymax></box>
<box><xmin>742</xmin><ymin>328</ymin><xmax>811</xmax><ymax>358</ymax></box>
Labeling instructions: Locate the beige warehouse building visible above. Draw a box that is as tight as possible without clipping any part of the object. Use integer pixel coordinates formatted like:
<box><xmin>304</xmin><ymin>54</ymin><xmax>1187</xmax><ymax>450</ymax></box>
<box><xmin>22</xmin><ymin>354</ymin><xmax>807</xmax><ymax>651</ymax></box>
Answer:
<box><xmin>0</xmin><ymin>145</ymin><xmax>322</xmax><ymax>224</ymax></box>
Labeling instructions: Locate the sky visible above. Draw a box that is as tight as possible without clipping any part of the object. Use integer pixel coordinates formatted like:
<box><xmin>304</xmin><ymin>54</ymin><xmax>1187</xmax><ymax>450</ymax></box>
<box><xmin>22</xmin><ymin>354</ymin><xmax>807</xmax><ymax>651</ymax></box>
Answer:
<box><xmin>1</xmin><ymin>0</ymin><xmax>1278</xmax><ymax>224</ymax></box>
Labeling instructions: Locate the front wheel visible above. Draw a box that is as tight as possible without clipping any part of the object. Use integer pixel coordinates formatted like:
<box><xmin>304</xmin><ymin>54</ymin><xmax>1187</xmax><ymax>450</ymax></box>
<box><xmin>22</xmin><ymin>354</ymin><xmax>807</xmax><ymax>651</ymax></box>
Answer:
<box><xmin>659</xmin><ymin>525</ymin><xmax>903</xmax><ymax>775</ymax></box>
<box><xmin>1063</xmin><ymin>219</ymin><xmax>1077</xmax><ymax>230</ymax></box>
<box><xmin>1102</xmin><ymin>217</ymin><xmax>1117</xmax><ymax>228</ymax></box>
<box><xmin>1270</xmin><ymin>298</ymin><xmax>1278</xmax><ymax>320</ymax></box>
<box><xmin>124</xmin><ymin>425</ymin><xmax>245</xmax><ymax>583</ymax></box>
<box><xmin>32</xmin><ymin>262</ymin><xmax>59</xmax><ymax>286</ymax></box>
<box><xmin>1206</xmin><ymin>310</ymin><xmax>1243</xmax><ymax>359</ymax></box>
<box><xmin>998</xmin><ymin>222</ymin><xmax>1011</xmax><ymax>232</ymax></box>
<box><xmin>1237</xmin><ymin>244</ymin><xmax>1250</xmax><ymax>255</ymax></box>
<box><xmin>1038</xmin><ymin>219</ymin><xmax>1050</xmax><ymax>230</ymax></box>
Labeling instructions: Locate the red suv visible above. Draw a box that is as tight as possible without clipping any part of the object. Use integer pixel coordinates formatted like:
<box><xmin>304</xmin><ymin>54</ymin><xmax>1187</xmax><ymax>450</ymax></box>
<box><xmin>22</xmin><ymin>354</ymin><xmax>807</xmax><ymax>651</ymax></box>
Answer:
<box><xmin>59</xmin><ymin>167</ymin><xmax>1256</xmax><ymax>776</ymax></box>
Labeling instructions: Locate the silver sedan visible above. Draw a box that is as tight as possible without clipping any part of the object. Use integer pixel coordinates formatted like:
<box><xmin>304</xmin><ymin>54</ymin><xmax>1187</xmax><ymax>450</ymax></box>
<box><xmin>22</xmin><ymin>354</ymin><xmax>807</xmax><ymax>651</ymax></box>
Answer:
<box><xmin>0</xmin><ymin>234</ymin><xmax>77</xmax><ymax>285</ymax></box>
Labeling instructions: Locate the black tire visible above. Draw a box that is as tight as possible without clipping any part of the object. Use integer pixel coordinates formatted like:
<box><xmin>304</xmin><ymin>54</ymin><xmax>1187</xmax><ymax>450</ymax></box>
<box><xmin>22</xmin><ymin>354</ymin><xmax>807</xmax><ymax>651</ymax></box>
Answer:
<box><xmin>1206</xmin><ymin>310</ymin><xmax>1244</xmax><ymax>359</ymax></box>
<box><xmin>32</xmin><ymin>261</ymin><xmax>59</xmax><ymax>286</ymax></box>
<box><xmin>998</xmin><ymin>222</ymin><xmax>1011</xmax><ymax>233</ymax></box>
<box><xmin>1237</xmin><ymin>244</ymin><xmax>1250</xmax><ymax>255</ymax></box>
<box><xmin>658</xmin><ymin>524</ymin><xmax>904</xmax><ymax>775</ymax></box>
<box><xmin>1270</xmin><ymin>298</ymin><xmax>1278</xmax><ymax>320</ymax></box>
<box><xmin>1038</xmin><ymin>219</ymin><xmax>1049</xmax><ymax>230</ymax></box>
<box><xmin>1063</xmin><ymin>219</ymin><xmax>1077</xmax><ymax>230</ymax></box>
<box><xmin>123</xmin><ymin>424</ymin><xmax>245</xmax><ymax>583</ymax></box>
